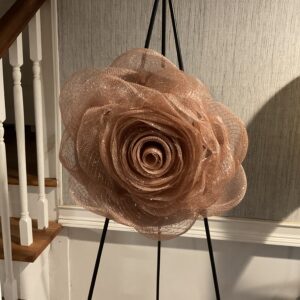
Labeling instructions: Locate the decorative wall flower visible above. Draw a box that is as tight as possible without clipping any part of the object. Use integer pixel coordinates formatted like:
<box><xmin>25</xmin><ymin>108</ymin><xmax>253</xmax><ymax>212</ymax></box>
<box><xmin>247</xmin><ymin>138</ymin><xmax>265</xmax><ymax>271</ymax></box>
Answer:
<box><xmin>59</xmin><ymin>48</ymin><xmax>248</xmax><ymax>240</ymax></box>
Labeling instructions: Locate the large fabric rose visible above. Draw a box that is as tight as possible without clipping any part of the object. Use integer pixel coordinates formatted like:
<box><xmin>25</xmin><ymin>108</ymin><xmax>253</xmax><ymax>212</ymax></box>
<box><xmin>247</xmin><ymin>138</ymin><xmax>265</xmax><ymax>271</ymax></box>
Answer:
<box><xmin>59</xmin><ymin>48</ymin><xmax>248</xmax><ymax>240</ymax></box>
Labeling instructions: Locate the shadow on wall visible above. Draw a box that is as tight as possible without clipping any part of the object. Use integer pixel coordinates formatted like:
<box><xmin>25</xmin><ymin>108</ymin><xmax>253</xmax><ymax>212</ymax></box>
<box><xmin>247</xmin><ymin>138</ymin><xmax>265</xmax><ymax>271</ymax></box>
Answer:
<box><xmin>231</xmin><ymin>76</ymin><xmax>300</xmax><ymax>221</ymax></box>
<box><xmin>219</xmin><ymin>77</ymin><xmax>300</xmax><ymax>299</ymax></box>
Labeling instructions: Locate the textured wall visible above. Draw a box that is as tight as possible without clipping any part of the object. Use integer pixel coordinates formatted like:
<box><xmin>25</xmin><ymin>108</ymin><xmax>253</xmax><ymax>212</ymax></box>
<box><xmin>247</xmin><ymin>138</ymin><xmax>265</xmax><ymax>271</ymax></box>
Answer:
<box><xmin>58</xmin><ymin>0</ymin><xmax>300</xmax><ymax>222</ymax></box>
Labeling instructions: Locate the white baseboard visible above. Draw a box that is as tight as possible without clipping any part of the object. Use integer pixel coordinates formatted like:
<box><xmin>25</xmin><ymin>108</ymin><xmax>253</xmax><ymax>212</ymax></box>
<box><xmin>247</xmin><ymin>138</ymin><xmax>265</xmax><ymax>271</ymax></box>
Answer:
<box><xmin>58</xmin><ymin>205</ymin><xmax>300</xmax><ymax>247</ymax></box>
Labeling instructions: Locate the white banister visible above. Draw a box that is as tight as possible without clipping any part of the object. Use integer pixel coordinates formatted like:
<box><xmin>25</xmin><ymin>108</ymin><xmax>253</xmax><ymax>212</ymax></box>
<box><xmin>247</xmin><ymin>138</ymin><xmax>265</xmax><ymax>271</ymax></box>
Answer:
<box><xmin>29</xmin><ymin>10</ymin><xmax>49</xmax><ymax>229</ymax></box>
<box><xmin>0</xmin><ymin>59</ymin><xmax>18</xmax><ymax>300</ymax></box>
<box><xmin>9</xmin><ymin>34</ymin><xmax>33</xmax><ymax>246</ymax></box>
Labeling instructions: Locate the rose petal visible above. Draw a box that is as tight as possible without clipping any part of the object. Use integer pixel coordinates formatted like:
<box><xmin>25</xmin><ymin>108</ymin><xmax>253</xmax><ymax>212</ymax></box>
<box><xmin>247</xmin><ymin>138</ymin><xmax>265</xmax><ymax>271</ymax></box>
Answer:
<box><xmin>203</xmin><ymin>99</ymin><xmax>248</xmax><ymax>163</ymax></box>
<box><xmin>204</xmin><ymin>166</ymin><xmax>247</xmax><ymax>216</ymax></box>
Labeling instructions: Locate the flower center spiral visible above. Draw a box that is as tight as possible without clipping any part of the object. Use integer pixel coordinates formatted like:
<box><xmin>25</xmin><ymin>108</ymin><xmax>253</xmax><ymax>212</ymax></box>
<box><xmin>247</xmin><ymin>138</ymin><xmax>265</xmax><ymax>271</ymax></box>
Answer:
<box><xmin>142</xmin><ymin>147</ymin><xmax>162</xmax><ymax>169</ymax></box>
<box><xmin>115</xmin><ymin>118</ymin><xmax>185</xmax><ymax>193</ymax></box>
<box><xmin>132</xmin><ymin>136</ymin><xmax>172</xmax><ymax>177</ymax></box>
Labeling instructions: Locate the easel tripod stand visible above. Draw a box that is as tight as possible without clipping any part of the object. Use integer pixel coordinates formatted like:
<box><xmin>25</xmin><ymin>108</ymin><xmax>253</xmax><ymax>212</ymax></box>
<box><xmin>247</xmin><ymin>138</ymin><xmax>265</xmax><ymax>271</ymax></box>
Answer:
<box><xmin>87</xmin><ymin>1</ymin><xmax>221</xmax><ymax>299</ymax></box>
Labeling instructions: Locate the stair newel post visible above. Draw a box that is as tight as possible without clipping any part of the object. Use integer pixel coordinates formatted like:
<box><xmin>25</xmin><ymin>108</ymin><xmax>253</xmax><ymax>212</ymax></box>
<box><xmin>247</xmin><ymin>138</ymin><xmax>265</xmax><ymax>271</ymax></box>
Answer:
<box><xmin>9</xmin><ymin>34</ymin><xmax>33</xmax><ymax>246</ymax></box>
<box><xmin>0</xmin><ymin>59</ymin><xmax>18</xmax><ymax>300</ymax></box>
<box><xmin>29</xmin><ymin>10</ymin><xmax>49</xmax><ymax>230</ymax></box>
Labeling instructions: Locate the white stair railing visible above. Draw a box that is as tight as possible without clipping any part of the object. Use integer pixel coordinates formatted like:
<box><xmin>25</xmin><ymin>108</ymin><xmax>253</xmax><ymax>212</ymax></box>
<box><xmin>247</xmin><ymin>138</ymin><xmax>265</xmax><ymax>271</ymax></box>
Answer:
<box><xmin>9</xmin><ymin>34</ymin><xmax>33</xmax><ymax>246</ymax></box>
<box><xmin>0</xmin><ymin>59</ymin><xmax>18</xmax><ymax>300</ymax></box>
<box><xmin>29</xmin><ymin>10</ymin><xmax>49</xmax><ymax>229</ymax></box>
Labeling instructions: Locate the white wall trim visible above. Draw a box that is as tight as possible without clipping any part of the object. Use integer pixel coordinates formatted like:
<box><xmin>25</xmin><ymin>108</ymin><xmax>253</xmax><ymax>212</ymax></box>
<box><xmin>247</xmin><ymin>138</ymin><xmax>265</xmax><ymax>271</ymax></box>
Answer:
<box><xmin>50</xmin><ymin>0</ymin><xmax>63</xmax><ymax>208</ymax></box>
<box><xmin>58</xmin><ymin>205</ymin><xmax>300</xmax><ymax>247</ymax></box>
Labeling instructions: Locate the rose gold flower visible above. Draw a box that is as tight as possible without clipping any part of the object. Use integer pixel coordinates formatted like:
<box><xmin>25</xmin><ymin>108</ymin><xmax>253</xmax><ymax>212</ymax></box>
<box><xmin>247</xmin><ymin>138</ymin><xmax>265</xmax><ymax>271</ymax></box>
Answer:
<box><xmin>59</xmin><ymin>48</ymin><xmax>248</xmax><ymax>240</ymax></box>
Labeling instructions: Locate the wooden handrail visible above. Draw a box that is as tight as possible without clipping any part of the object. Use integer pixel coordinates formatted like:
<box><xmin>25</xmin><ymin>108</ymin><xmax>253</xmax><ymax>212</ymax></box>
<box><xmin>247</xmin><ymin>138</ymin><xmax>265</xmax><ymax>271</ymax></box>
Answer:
<box><xmin>0</xmin><ymin>0</ymin><xmax>46</xmax><ymax>58</ymax></box>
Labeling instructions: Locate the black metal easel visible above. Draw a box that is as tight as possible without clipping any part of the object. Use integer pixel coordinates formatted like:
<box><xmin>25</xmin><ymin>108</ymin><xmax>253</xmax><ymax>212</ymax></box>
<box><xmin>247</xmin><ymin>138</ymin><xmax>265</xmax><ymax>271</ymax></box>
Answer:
<box><xmin>88</xmin><ymin>1</ymin><xmax>220</xmax><ymax>299</ymax></box>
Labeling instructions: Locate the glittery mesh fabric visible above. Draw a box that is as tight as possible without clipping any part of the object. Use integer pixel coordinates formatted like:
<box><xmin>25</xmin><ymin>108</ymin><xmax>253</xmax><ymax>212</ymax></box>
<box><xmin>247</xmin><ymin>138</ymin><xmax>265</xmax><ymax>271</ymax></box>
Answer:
<box><xmin>59</xmin><ymin>48</ymin><xmax>248</xmax><ymax>240</ymax></box>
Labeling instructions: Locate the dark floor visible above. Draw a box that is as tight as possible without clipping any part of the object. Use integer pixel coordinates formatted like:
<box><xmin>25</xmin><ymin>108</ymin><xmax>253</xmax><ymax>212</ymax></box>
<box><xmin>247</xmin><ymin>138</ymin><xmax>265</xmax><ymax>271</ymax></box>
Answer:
<box><xmin>4</xmin><ymin>123</ymin><xmax>38</xmax><ymax>177</ymax></box>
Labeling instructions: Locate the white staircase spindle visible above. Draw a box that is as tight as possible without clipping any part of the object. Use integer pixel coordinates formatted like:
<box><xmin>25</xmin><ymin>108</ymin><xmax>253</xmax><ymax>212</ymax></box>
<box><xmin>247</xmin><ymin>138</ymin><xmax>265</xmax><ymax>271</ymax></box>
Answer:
<box><xmin>0</xmin><ymin>59</ymin><xmax>18</xmax><ymax>300</ymax></box>
<box><xmin>9</xmin><ymin>34</ymin><xmax>33</xmax><ymax>246</ymax></box>
<box><xmin>29</xmin><ymin>10</ymin><xmax>49</xmax><ymax>229</ymax></box>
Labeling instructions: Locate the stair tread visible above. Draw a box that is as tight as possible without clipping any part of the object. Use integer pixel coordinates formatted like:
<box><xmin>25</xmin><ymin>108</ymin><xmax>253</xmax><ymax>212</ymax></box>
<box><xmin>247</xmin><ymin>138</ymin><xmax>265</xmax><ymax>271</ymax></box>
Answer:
<box><xmin>7</xmin><ymin>170</ymin><xmax>57</xmax><ymax>187</ymax></box>
<box><xmin>0</xmin><ymin>218</ymin><xmax>62</xmax><ymax>262</ymax></box>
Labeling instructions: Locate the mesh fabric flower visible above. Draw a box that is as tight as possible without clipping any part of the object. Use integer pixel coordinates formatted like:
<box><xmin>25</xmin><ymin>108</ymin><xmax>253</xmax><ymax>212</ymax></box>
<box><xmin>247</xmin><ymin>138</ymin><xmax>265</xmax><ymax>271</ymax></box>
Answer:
<box><xmin>59</xmin><ymin>48</ymin><xmax>248</xmax><ymax>240</ymax></box>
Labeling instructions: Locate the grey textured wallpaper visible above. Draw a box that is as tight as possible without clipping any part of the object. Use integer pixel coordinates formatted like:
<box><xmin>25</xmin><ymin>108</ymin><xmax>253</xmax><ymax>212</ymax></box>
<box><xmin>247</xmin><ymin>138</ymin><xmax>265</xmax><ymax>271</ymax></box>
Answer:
<box><xmin>58</xmin><ymin>0</ymin><xmax>300</xmax><ymax>222</ymax></box>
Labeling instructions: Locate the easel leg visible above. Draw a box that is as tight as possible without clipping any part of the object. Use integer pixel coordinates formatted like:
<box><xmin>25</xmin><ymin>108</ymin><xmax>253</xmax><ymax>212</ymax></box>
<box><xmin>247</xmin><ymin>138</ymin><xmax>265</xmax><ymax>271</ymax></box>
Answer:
<box><xmin>156</xmin><ymin>241</ymin><xmax>161</xmax><ymax>300</ymax></box>
<box><xmin>168</xmin><ymin>0</ymin><xmax>183</xmax><ymax>70</ymax></box>
<box><xmin>156</xmin><ymin>2</ymin><xmax>166</xmax><ymax>298</ymax></box>
<box><xmin>88</xmin><ymin>218</ymin><xmax>110</xmax><ymax>300</ymax></box>
<box><xmin>145</xmin><ymin>0</ymin><xmax>160</xmax><ymax>48</ymax></box>
<box><xmin>86</xmin><ymin>1</ymin><xmax>221</xmax><ymax>300</ymax></box>
<box><xmin>168</xmin><ymin>0</ymin><xmax>221</xmax><ymax>297</ymax></box>
<box><xmin>204</xmin><ymin>218</ymin><xmax>221</xmax><ymax>300</ymax></box>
